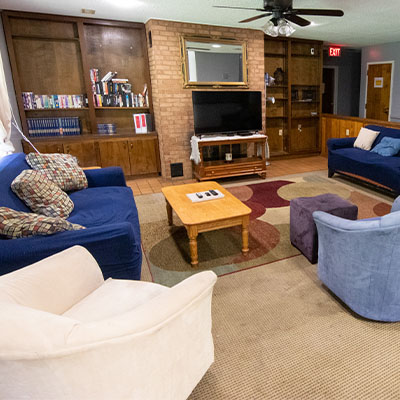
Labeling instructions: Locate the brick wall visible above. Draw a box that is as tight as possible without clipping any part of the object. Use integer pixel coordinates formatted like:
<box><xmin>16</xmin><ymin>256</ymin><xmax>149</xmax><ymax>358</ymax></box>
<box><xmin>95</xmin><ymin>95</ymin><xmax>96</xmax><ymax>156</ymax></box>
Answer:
<box><xmin>146</xmin><ymin>19</ymin><xmax>265</xmax><ymax>179</ymax></box>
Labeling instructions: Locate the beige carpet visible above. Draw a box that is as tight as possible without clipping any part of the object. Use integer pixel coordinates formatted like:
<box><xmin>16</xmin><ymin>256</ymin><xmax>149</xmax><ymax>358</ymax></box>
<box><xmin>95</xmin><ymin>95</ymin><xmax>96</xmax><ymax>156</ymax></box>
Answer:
<box><xmin>189</xmin><ymin>256</ymin><xmax>400</xmax><ymax>399</ymax></box>
<box><xmin>137</xmin><ymin>172</ymin><xmax>400</xmax><ymax>399</ymax></box>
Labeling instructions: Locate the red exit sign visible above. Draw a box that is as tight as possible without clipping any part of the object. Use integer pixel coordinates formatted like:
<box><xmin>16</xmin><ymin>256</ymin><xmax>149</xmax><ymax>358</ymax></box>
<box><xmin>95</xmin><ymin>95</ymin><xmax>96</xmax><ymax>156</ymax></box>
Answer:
<box><xmin>329</xmin><ymin>47</ymin><xmax>341</xmax><ymax>57</ymax></box>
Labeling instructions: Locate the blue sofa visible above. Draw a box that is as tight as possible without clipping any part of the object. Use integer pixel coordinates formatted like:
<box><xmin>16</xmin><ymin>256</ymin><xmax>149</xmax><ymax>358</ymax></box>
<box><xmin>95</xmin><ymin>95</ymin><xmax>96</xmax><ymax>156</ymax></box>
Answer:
<box><xmin>0</xmin><ymin>153</ymin><xmax>142</xmax><ymax>280</ymax></box>
<box><xmin>328</xmin><ymin>124</ymin><xmax>400</xmax><ymax>194</ymax></box>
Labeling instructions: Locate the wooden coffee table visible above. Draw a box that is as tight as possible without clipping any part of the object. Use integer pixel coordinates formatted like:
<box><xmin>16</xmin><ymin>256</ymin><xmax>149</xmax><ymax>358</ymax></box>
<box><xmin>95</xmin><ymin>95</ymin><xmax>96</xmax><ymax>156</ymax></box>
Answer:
<box><xmin>162</xmin><ymin>181</ymin><xmax>251</xmax><ymax>267</ymax></box>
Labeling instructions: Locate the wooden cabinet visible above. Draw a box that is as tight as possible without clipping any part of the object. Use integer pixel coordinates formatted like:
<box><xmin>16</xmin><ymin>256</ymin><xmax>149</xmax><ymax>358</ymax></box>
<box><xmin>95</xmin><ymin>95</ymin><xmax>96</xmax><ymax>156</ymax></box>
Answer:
<box><xmin>98</xmin><ymin>140</ymin><xmax>131</xmax><ymax>175</ymax></box>
<box><xmin>3</xmin><ymin>10</ymin><xmax>159</xmax><ymax>176</ymax></box>
<box><xmin>22</xmin><ymin>141</ymin><xmax>64</xmax><ymax>154</ymax></box>
<box><xmin>97</xmin><ymin>136</ymin><xmax>160</xmax><ymax>176</ymax></box>
<box><xmin>22</xmin><ymin>134</ymin><xmax>160</xmax><ymax>175</ymax></box>
<box><xmin>264</xmin><ymin>37</ymin><xmax>322</xmax><ymax>158</ymax></box>
<box><xmin>193</xmin><ymin>136</ymin><xmax>267</xmax><ymax>181</ymax></box>
<box><xmin>128</xmin><ymin>137</ymin><xmax>159</xmax><ymax>175</ymax></box>
<box><xmin>64</xmin><ymin>142</ymin><xmax>98</xmax><ymax>167</ymax></box>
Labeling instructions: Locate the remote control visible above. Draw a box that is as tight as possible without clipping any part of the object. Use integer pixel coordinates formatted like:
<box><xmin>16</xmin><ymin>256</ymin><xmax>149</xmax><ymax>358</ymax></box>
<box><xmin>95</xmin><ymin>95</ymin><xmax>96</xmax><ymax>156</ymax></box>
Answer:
<box><xmin>195</xmin><ymin>192</ymin><xmax>203</xmax><ymax>198</ymax></box>
<box><xmin>205</xmin><ymin>192</ymin><xmax>211</xmax><ymax>196</ymax></box>
<box><xmin>209</xmin><ymin>190</ymin><xmax>218</xmax><ymax>196</ymax></box>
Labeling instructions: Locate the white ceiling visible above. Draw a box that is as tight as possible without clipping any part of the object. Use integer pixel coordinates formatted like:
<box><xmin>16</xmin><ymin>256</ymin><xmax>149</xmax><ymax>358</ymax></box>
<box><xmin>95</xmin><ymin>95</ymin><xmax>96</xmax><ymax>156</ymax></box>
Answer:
<box><xmin>1</xmin><ymin>0</ymin><xmax>400</xmax><ymax>47</ymax></box>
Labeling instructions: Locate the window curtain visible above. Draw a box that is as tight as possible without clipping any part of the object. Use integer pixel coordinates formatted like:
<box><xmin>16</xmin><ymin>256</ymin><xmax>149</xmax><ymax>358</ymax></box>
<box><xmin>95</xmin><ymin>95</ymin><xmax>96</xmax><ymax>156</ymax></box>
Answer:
<box><xmin>0</xmin><ymin>50</ymin><xmax>14</xmax><ymax>159</ymax></box>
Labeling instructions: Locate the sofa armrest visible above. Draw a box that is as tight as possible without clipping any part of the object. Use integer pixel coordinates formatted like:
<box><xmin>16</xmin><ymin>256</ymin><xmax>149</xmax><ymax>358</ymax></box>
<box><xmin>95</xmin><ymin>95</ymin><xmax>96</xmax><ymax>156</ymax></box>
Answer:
<box><xmin>327</xmin><ymin>137</ymin><xmax>356</xmax><ymax>152</ymax></box>
<box><xmin>0</xmin><ymin>246</ymin><xmax>104</xmax><ymax>315</ymax></box>
<box><xmin>68</xmin><ymin>270</ymin><xmax>217</xmax><ymax>342</ymax></box>
<box><xmin>84</xmin><ymin>167</ymin><xmax>126</xmax><ymax>188</ymax></box>
<box><xmin>0</xmin><ymin>222</ymin><xmax>140</xmax><ymax>280</ymax></box>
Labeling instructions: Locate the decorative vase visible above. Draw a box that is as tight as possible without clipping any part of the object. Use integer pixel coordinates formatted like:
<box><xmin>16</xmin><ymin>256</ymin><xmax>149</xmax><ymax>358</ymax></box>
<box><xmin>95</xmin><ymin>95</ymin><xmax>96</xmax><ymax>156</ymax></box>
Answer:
<box><xmin>273</xmin><ymin>68</ymin><xmax>284</xmax><ymax>85</ymax></box>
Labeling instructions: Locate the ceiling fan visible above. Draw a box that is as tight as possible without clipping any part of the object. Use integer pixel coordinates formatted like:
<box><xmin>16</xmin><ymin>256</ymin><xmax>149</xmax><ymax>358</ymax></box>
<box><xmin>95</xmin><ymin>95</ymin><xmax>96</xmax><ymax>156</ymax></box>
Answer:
<box><xmin>214</xmin><ymin>0</ymin><xmax>344</xmax><ymax>36</ymax></box>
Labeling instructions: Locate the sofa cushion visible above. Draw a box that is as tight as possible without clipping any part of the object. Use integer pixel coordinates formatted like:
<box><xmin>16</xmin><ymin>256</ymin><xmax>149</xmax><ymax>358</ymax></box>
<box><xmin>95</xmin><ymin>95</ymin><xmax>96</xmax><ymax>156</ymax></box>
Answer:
<box><xmin>366</xmin><ymin>124</ymin><xmax>400</xmax><ymax>147</ymax></box>
<box><xmin>0</xmin><ymin>207</ymin><xmax>84</xmax><ymax>239</ymax></box>
<box><xmin>63</xmin><ymin>279</ymin><xmax>168</xmax><ymax>322</ymax></box>
<box><xmin>26</xmin><ymin>153</ymin><xmax>88</xmax><ymax>192</ymax></box>
<box><xmin>0</xmin><ymin>153</ymin><xmax>31</xmax><ymax>212</ymax></box>
<box><xmin>329</xmin><ymin>146</ymin><xmax>400</xmax><ymax>193</ymax></box>
<box><xmin>353</xmin><ymin>127</ymin><xmax>380</xmax><ymax>151</ymax></box>
<box><xmin>332</xmin><ymin>147</ymin><xmax>400</xmax><ymax>169</ymax></box>
<box><xmin>68</xmin><ymin>186</ymin><xmax>139</xmax><ymax>228</ymax></box>
<box><xmin>11</xmin><ymin>170</ymin><xmax>74</xmax><ymax>218</ymax></box>
<box><xmin>371</xmin><ymin>136</ymin><xmax>400</xmax><ymax>157</ymax></box>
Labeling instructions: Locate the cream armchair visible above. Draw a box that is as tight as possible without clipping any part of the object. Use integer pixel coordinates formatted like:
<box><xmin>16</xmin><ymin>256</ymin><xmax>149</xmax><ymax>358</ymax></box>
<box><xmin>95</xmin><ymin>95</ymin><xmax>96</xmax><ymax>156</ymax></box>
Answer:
<box><xmin>0</xmin><ymin>246</ymin><xmax>217</xmax><ymax>399</ymax></box>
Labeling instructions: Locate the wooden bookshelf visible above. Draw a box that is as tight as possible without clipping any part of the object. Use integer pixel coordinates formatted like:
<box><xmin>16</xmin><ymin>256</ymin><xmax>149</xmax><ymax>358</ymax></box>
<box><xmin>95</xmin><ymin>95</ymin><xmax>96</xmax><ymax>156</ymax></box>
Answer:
<box><xmin>2</xmin><ymin>10</ymin><xmax>160</xmax><ymax>176</ymax></box>
<box><xmin>264</xmin><ymin>37</ymin><xmax>323</xmax><ymax>158</ymax></box>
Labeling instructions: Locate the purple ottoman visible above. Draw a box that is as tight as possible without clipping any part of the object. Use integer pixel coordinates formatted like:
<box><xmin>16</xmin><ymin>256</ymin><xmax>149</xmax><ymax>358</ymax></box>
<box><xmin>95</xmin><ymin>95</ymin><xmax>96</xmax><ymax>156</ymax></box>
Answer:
<box><xmin>290</xmin><ymin>193</ymin><xmax>358</xmax><ymax>264</ymax></box>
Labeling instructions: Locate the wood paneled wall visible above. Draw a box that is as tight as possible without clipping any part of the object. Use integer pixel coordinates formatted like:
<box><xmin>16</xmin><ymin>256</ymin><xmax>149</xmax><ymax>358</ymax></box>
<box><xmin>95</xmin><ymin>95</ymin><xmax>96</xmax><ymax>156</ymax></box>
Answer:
<box><xmin>321</xmin><ymin>114</ymin><xmax>400</xmax><ymax>156</ymax></box>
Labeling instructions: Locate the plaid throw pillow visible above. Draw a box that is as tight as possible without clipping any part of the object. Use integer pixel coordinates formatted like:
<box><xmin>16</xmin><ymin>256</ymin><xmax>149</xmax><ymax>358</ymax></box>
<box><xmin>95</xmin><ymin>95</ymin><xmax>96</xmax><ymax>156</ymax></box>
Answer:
<box><xmin>26</xmin><ymin>153</ymin><xmax>88</xmax><ymax>192</ymax></box>
<box><xmin>11</xmin><ymin>170</ymin><xmax>74</xmax><ymax>218</ymax></box>
<box><xmin>0</xmin><ymin>207</ymin><xmax>84</xmax><ymax>239</ymax></box>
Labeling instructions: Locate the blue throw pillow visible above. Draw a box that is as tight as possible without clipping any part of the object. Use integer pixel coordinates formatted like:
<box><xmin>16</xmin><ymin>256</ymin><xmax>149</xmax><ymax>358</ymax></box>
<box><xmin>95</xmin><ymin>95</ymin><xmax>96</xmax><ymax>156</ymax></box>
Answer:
<box><xmin>371</xmin><ymin>136</ymin><xmax>400</xmax><ymax>156</ymax></box>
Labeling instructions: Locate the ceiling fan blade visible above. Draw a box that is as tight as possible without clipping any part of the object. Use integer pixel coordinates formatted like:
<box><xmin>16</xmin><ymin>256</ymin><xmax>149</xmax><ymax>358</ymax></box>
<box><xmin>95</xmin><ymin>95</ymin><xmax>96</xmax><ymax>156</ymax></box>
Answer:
<box><xmin>239</xmin><ymin>13</ymin><xmax>272</xmax><ymax>23</ymax></box>
<box><xmin>292</xmin><ymin>9</ymin><xmax>344</xmax><ymax>17</ymax></box>
<box><xmin>213</xmin><ymin>5</ymin><xmax>264</xmax><ymax>11</ymax></box>
<box><xmin>284</xmin><ymin>14</ymin><xmax>310</xmax><ymax>27</ymax></box>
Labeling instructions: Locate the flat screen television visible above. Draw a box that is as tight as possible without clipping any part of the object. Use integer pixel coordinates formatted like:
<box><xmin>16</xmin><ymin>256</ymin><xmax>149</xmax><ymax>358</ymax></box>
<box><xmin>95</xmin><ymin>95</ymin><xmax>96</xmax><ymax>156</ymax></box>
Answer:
<box><xmin>192</xmin><ymin>91</ymin><xmax>262</xmax><ymax>136</ymax></box>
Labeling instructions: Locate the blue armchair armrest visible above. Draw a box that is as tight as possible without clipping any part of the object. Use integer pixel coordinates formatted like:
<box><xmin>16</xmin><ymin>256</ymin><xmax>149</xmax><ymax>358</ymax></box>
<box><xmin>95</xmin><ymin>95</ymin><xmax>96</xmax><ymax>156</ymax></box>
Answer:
<box><xmin>84</xmin><ymin>167</ymin><xmax>126</xmax><ymax>188</ymax></box>
<box><xmin>327</xmin><ymin>137</ymin><xmax>356</xmax><ymax>152</ymax></box>
<box><xmin>312</xmin><ymin>211</ymin><xmax>381</xmax><ymax>230</ymax></box>
<box><xmin>0</xmin><ymin>222</ymin><xmax>141</xmax><ymax>280</ymax></box>
<box><xmin>391</xmin><ymin>196</ymin><xmax>400</xmax><ymax>213</ymax></box>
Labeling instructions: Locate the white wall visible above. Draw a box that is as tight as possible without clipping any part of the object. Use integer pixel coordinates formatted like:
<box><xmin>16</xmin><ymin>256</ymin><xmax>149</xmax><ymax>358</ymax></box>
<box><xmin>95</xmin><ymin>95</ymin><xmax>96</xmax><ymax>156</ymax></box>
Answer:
<box><xmin>0</xmin><ymin>16</ymin><xmax>22</xmax><ymax>152</ymax></box>
<box><xmin>359</xmin><ymin>42</ymin><xmax>400</xmax><ymax>122</ymax></box>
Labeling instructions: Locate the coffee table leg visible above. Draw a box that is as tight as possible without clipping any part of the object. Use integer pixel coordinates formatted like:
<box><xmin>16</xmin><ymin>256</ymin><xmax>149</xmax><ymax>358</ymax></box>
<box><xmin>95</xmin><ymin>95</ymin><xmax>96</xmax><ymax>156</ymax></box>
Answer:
<box><xmin>242</xmin><ymin>215</ymin><xmax>250</xmax><ymax>255</ymax></box>
<box><xmin>166</xmin><ymin>200</ymin><xmax>173</xmax><ymax>226</ymax></box>
<box><xmin>188</xmin><ymin>226</ymin><xmax>199</xmax><ymax>267</ymax></box>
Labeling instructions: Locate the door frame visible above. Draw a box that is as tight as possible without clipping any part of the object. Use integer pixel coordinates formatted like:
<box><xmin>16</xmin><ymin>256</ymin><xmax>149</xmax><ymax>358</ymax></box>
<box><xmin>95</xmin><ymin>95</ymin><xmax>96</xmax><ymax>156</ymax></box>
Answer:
<box><xmin>364</xmin><ymin>61</ymin><xmax>394</xmax><ymax>119</ymax></box>
<box><xmin>323</xmin><ymin>66</ymin><xmax>338</xmax><ymax>114</ymax></box>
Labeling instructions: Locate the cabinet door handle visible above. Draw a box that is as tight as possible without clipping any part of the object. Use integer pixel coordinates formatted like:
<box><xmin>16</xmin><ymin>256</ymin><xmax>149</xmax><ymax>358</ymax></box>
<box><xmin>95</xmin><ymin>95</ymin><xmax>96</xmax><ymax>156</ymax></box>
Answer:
<box><xmin>65</xmin><ymin>146</ymin><xmax>70</xmax><ymax>153</ymax></box>
<box><xmin>130</xmin><ymin>143</ymin><xmax>133</xmax><ymax>150</ymax></box>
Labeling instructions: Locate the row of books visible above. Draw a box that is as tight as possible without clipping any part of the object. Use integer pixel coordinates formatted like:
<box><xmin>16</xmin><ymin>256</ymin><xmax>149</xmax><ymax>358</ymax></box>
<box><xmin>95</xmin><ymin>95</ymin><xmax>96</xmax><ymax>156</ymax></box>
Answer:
<box><xmin>97</xmin><ymin>123</ymin><xmax>117</xmax><ymax>135</ymax></box>
<box><xmin>89</xmin><ymin>68</ymin><xmax>149</xmax><ymax>108</ymax></box>
<box><xmin>27</xmin><ymin>117</ymin><xmax>81</xmax><ymax>137</ymax></box>
<box><xmin>93</xmin><ymin>93</ymin><xmax>146</xmax><ymax>108</ymax></box>
<box><xmin>22</xmin><ymin>93</ymin><xmax>87</xmax><ymax>110</ymax></box>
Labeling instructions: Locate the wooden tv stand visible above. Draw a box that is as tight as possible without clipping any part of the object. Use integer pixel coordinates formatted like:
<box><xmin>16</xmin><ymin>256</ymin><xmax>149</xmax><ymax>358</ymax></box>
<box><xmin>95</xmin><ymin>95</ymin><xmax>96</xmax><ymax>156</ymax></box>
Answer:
<box><xmin>192</xmin><ymin>134</ymin><xmax>267</xmax><ymax>181</ymax></box>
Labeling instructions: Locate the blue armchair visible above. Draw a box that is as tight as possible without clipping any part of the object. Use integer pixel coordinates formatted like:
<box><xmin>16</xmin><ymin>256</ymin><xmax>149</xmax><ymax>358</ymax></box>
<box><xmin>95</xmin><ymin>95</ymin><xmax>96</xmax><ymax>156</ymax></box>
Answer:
<box><xmin>313</xmin><ymin>198</ymin><xmax>400</xmax><ymax>322</ymax></box>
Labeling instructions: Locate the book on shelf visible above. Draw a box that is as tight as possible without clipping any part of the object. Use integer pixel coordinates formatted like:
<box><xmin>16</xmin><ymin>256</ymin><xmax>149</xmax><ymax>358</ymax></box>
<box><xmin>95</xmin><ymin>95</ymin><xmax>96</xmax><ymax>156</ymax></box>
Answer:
<box><xmin>97</xmin><ymin>123</ymin><xmax>117</xmax><ymax>135</ymax></box>
<box><xmin>101</xmin><ymin>71</ymin><xmax>117</xmax><ymax>82</ymax></box>
<box><xmin>27</xmin><ymin>117</ymin><xmax>81</xmax><ymax>137</ymax></box>
<box><xmin>133</xmin><ymin>113</ymin><xmax>153</xmax><ymax>134</ymax></box>
<box><xmin>22</xmin><ymin>92</ymin><xmax>87</xmax><ymax>110</ymax></box>
<box><xmin>89</xmin><ymin>68</ymin><xmax>148</xmax><ymax>108</ymax></box>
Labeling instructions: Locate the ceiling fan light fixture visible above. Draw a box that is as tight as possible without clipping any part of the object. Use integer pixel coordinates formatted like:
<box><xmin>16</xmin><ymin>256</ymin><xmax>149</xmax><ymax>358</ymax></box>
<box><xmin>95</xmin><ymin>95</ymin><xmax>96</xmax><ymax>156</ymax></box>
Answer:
<box><xmin>263</xmin><ymin>20</ymin><xmax>279</xmax><ymax>37</ymax></box>
<box><xmin>278</xmin><ymin>19</ymin><xmax>295</xmax><ymax>36</ymax></box>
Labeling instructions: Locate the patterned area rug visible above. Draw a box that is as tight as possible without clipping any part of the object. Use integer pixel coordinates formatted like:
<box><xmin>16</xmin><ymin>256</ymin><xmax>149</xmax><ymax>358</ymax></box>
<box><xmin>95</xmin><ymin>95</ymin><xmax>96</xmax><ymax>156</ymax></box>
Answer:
<box><xmin>137</xmin><ymin>174</ymin><xmax>391</xmax><ymax>286</ymax></box>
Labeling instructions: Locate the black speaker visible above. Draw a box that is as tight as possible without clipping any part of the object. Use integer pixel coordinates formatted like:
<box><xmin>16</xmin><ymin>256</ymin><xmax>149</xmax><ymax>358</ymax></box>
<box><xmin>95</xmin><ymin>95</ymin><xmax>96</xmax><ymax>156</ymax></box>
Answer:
<box><xmin>170</xmin><ymin>163</ymin><xmax>183</xmax><ymax>177</ymax></box>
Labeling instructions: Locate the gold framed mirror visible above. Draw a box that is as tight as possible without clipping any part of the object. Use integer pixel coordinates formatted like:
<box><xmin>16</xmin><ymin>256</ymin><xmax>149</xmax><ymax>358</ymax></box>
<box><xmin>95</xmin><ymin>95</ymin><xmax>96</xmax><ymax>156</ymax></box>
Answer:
<box><xmin>180</xmin><ymin>35</ymin><xmax>248</xmax><ymax>88</ymax></box>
